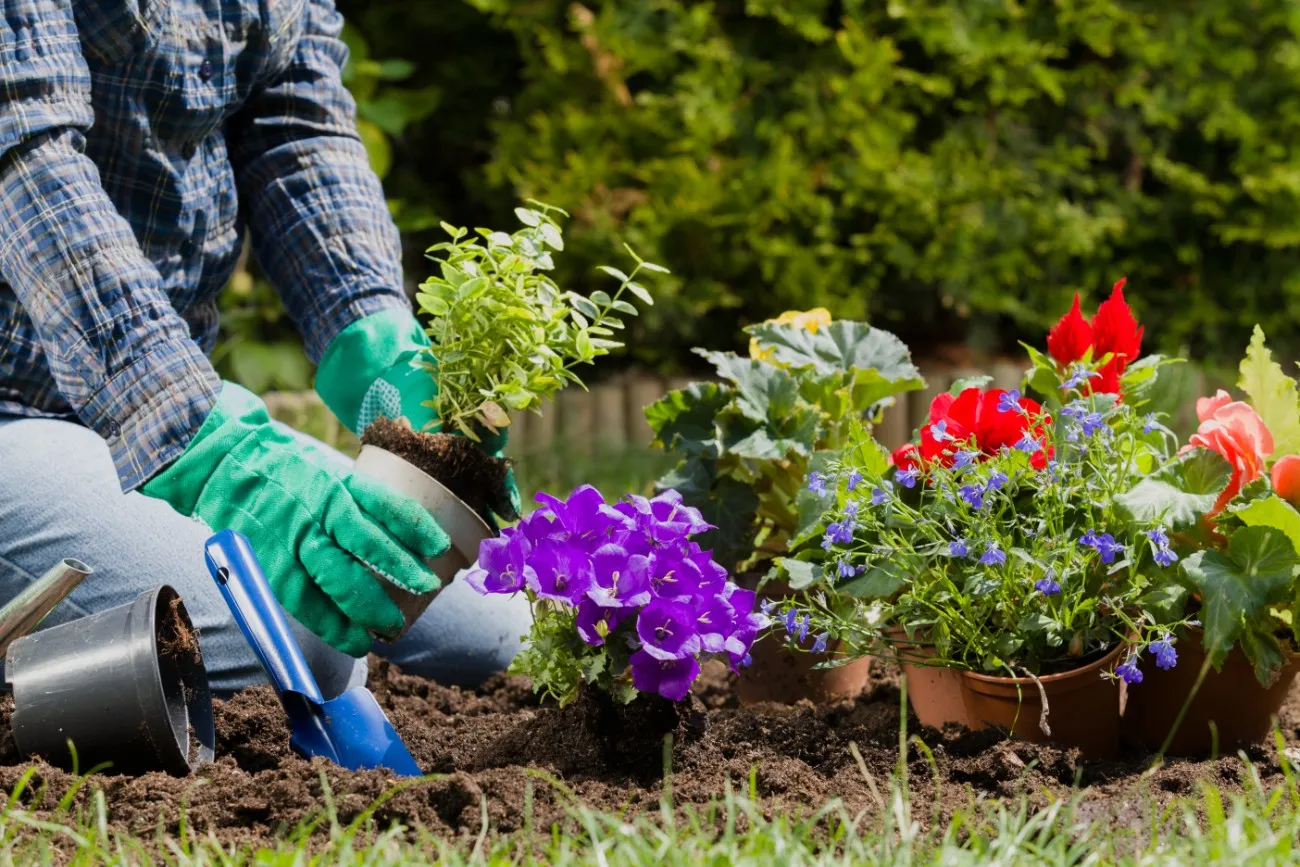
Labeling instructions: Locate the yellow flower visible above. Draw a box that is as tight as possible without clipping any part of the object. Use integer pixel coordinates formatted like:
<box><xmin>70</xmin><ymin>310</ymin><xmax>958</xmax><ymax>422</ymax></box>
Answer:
<box><xmin>749</xmin><ymin>308</ymin><xmax>832</xmax><ymax>361</ymax></box>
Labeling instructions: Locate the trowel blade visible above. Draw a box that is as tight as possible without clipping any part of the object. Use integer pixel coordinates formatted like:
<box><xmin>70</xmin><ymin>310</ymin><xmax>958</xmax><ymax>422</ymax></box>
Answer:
<box><xmin>319</xmin><ymin>687</ymin><xmax>423</xmax><ymax>777</ymax></box>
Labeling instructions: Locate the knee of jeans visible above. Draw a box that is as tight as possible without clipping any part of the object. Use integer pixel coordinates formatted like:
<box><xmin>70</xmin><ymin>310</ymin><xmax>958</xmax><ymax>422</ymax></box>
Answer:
<box><xmin>378</xmin><ymin>581</ymin><xmax>531</xmax><ymax>688</ymax></box>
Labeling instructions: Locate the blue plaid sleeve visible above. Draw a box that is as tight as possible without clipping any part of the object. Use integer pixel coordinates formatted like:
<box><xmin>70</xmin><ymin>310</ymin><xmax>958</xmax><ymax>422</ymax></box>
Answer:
<box><xmin>227</xmin><ymin>0</ymin><xmax>411</xmax><ymax>364</ymax></box>
<box><xmin>0</xmin><ymin>0</ymin><xmax>221</xmax><ymax>491</ymax></box>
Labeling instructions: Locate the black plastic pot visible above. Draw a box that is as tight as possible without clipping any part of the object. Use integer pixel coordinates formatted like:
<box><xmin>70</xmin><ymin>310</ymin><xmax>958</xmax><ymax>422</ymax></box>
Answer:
<box><xmin>6</xmin><ymin>585</ymin><xmax>214</xmax><ymax>775</ymax></box>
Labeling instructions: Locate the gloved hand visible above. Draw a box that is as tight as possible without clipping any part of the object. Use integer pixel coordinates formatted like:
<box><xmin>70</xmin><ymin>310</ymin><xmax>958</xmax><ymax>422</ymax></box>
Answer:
<box><xmin>141</xmin><ymin>381</ymin><xmax>448</xmax><ymax>655</ymax></box>
<box><xmin>315</xmin><ymin>308</ymin><xmax>521</xmax><ymax>526</ymax></box>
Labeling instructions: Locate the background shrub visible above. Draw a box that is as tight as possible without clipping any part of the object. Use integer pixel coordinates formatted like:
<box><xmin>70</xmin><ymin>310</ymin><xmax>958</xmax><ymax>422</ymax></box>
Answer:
<box><xmin>324</xmin><ymin>0</ymin><xmax>1300</xmax><ymax>373</ymax></box>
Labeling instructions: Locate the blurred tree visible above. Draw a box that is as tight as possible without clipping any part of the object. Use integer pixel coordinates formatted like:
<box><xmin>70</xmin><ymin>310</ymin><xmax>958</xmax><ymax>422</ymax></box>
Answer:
<box><xmin>223</xmin><ymin>0</ymin><xmax>1300</xmax><ymax>384</ymax></box>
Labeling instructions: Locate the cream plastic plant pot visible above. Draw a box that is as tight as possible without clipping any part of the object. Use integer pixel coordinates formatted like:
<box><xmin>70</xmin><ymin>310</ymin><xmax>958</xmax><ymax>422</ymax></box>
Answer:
<box><xmin>352</xmin><ymin>445</ymin><xmax>493</xmax><ymax>635</ymax></box>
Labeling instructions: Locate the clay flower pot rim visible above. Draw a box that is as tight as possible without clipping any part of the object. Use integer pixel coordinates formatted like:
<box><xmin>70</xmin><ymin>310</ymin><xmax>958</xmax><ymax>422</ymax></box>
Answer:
<box><xmin>962</xmin><ymin>643</ymin><xmax>1123</xmax><ymax>689</ymax></box>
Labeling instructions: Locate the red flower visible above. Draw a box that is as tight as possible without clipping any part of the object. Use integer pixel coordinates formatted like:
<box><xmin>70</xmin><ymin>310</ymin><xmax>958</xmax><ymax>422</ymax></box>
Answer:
<box><xmin>912</xmin><ymin>388</ymin><xmax>1052</xmax><ymax>470</ymax></box>
<box><xmin>891</xmin><ymin>443</ymin><xmax>920</xmax><ymax>471</ymax></box>
<box><xmin>1046</xmin><ymin>294</ymin><xmax>1093</xmax><ymax>366</ymax></box>
<box><xmin>1044</xmin><ymin>278</ymin><xmax>1144</xmax><ymax>398</ymax></box>
<box><xmin>1089</xmin><ymin>356</ymin><xmax>1126</xmax><ymax>397</ymax></box>
<box><xmin>1090</xmin><ymin>278</ymin><xmax>1143</xmax><ymax>365</ymax></box>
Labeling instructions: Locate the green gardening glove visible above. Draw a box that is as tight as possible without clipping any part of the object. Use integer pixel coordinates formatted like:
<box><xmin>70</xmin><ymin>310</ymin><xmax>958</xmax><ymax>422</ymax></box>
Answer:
<box><xmin>316</xmin><ymin>308</ymin><xmax>521</xmax><ymax>525</ymax></box>
<box><xmin>141</xmin><ymin>381</ymin><xmax>448</xmax><ymax>655</ymax></box>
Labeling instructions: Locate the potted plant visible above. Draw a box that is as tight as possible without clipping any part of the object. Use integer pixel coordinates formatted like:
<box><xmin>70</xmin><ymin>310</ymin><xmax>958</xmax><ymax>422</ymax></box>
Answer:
<box><xmin>353</xmin><ymin>203</ymin><xmax>662</xmax><ymax>627</ymax></box>
<box><xmin>1121</xmin><ymin>326</ymin><xmax>1300</xmax><ymax>755</ymax></box>
<box><xmin>644</xmin><ymin>312</ymin><xmax>924</xmax><ymax>703</ymax></box>
<box><xmin>786</xmin><ymin>282</ymin><xmax>1194</xmax><ymax>757</ymax></box>
<box><xmin>463</xmin><ymin>484</ymin><xmax>763</xmax><ymax>764</ymax></box>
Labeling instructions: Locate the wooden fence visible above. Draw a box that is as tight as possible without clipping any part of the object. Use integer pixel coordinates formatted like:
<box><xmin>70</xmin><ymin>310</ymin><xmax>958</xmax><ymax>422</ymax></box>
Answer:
<box><xmin>263</xmin><ymin>359</ymin><xmax>1050</xmax><ymax>458</ymax></box>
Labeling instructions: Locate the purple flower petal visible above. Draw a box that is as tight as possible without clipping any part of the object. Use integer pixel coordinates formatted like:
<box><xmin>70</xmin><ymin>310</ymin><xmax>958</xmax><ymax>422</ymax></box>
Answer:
<box><xmin>576</xmin><ymin>600</ymin><xmax>632</xmax><ymax>646</ymax></box>
<box><xmin>630</xmin><ymin>650</ymin><xmax>700</xmax><ymax>702</ymax></box>
<box><xmin>587</xmin><ymin>544</ymin><xmax>653</xmax><ymax>608</ymax></box>
<box><xmin>636</xmin><ymin>599</ymin><xmax>702</xmax><ymax>660</ymax></box>
<box><xmin>530</xmin><ymin>541</ymin><xmax>595</xmax><ymax>604</ymax></box>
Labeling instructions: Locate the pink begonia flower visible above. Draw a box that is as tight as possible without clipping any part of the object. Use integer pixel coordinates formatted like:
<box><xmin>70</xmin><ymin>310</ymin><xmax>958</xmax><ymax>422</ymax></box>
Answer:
<box><xmin>1185</xmin><ymin>399</ymin><xmax>1274</xmax><ymax>517</ymax></box>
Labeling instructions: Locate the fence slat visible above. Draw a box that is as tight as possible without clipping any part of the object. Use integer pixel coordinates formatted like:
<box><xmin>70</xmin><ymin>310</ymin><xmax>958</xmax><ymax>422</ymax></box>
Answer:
<box><xmin>628</xmin><ymin>375</ymin><xmax>665</xmax><ymax>447</ymax></box>
<box><xmin>593</xmin><ymin>382</ymin><xmax>628</xmax><ymax>449</ymax></box>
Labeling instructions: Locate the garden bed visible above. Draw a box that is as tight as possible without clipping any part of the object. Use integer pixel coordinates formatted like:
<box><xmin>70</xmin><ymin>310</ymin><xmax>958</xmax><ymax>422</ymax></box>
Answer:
<box><xmin>0</xmin><ymin>659</ymin><xmax>1292</xmax><ymax>849</ymax></box>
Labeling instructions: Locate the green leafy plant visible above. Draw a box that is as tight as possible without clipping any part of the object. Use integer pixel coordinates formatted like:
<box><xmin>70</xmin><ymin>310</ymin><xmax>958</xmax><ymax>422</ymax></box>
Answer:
<box><xmin>644</xmin><ymin>314</ymin><xmax>923</xmax><ymax>573</ymax></box>
<box><xmin>1159</xmin><ymin>327</ymin><xmax>1300</xmax><ymax>685</ymax></box>
<box><xmin>415</xmin><ymin>203</ymin><xmax>663</xmax><ymax>439</ymax></box>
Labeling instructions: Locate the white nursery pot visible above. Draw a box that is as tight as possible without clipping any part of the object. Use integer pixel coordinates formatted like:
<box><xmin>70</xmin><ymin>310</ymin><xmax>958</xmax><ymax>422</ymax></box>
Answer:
<box><xmin>352</xmin><ymin>444</ymin><xmax>494</xmax><ymax>636</ymax></box>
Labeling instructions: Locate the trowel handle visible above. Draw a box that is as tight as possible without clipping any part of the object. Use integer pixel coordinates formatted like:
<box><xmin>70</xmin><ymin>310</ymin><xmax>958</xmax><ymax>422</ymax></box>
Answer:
<box><xmin>203</xmin><ymin>530</ymin><xmax>325</xmax><ymax>705</ymax></box>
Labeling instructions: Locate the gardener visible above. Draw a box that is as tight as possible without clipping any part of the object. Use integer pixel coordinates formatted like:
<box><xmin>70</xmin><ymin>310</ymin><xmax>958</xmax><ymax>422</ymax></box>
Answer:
<box><xmin>0</xmin><ymin>0</ymin><xmax>530</xmax><ymax>696</ymax></box>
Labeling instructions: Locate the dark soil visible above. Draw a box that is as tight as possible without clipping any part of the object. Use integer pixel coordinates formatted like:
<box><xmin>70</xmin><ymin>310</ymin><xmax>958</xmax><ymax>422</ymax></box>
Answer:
<box><xmin>0</xmin><ymin>659</ymin><xmax>1296</xmax><ymax>849</ymax></box>
<box><xmin>361</xmin><ymin>417</ymin><xmax>510</xmax><ymax>516</ymax></box>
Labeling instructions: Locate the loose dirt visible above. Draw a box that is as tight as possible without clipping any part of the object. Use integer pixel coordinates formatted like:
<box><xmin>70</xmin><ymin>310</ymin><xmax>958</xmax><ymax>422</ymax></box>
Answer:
<box><xmin>0</xmin><ymin>660</ymin><xmax>1294</xmax><ymax>849</ymax></box>
<box><xmin>361</xmin><ymin>418</ymin><xmax>510</xmax><ymax>516</ymax></box>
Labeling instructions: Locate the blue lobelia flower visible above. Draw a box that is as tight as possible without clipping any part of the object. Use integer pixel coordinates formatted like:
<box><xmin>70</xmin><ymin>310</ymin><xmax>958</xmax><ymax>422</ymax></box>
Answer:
<box><xmin>985</xmin><ymin>470</ymin><xmax>1008</xmax><ymax>491</ymax></box>
<box><xmin>1015</xmin><ymin>433</ymin><xmax>1042</xmax><ymax>454</ymax></box>
<box><xmin>949</xmin><ymin>538</ymin><xmax>970</xmax><ymax>558</ymax></box>
<box><xmin>896</xmin><ymin>468</ymin><xmax>920</xmax><ymax>489</ymax></box>
<box><xmin>1080</xmin><ymin>412</ymin><xmax>1106</xmax><ymax>437</ymax></box>
<box><xmin>847</xmin><ymin>470</ymin><xmax>864</xmax><ymax>492</ymax></box>
<box><xmin>837</xmin><ymin>560</ymin><xmax>856</xmax><ymax>579</ymax></box>
<box><xmin>811</xmin><ymin>632</ymin><xmax>830</xmax><ymax>654</ymax></box>
<box><xmin>1034</xmin><ymin>570</ymin><xmax>1062</xmax><ymax>596</ymax></box>
<box><xmin>1146</xmin><ymin>526</ymin><xmax>1170</xmax><ymax>548</ymax></box>
<box><xmin>959</xmin><ymin>484</ymin><xmax>985</xmax><ymax>510</ymax></box>
<box><xmin>1061</xmin><ymin>400</ymin><xmax>1088</xmax><ymax>421</ymax></box>
<box><xmin>979</xmin><ymin>542</ymin><xmax>1006</xmax><ymax>567</ymax></box>
<box><xmin>1153</xmin><ymin>546</ymin><xmax>1179</xmax><ymax>567</ymax></box>
<box><xmin>844</xmin><ymin>500</ymin><xmax>860</xmax><ymax>518</ymax></box>
<box><xmin>1095</xmin><ymin>534</ymin><xmax>1124</xmax><ymax>565</ymax></box>
<box><xmin>872</xmin><ymin>486</ymin><xmax>891</xmax><ymax>506</ymax></box>
<box><xmin>797</xmin><ymin>614</ymin><xmax>811</xmax><ymax>643</ymax></box>
<box><xmin>953</xmin><ymin>449</ymin><xmax>979</xmax><ymax>470</ymax></box>
<box><xmin>1060</xmin><ymin>365</ymin><xmax>1099</xmax><ymax>391</ymax></box>
<box><xmin>998</xmin><ymin>389</ymin><xmax>1023</xmax><ymax>414</ymax></box>
<box><xmin>931</xmin><ymin>420</ymin><xmax>955</xmax><ymax>443</ymax></box>
<box><xmin>1149</xmin><ymin>635</ymin><xmax>1178</xmax><ymax>671</ymax></box>
<box><xmin>1143</xmin><ymin>413</ymin><xmax>1158</xmax><ymax>435</ymax></box>
<box><xmin>1116</xmin><ymin>653</ymin><xmax>1144</xmax><ymax>684</ymax></box>
<box><xmin>807</xmin><ymin>471</ymin><xmax>828</xmax><ymax>495</ymax></box>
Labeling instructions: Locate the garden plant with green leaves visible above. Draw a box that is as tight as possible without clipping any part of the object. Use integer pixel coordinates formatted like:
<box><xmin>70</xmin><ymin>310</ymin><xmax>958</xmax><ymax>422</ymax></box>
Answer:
<box><xmin>786</xmin><ymin>285</ymin><xmax>1197</xmax><ymax>681</ymax></box>
<box><xmin>1133</xmin><ymin>326</ymin><xmax>1300</xmax><ymax>686</ymax></box>
<box><xmin>414</xmin><ymin>203</ymin><xmax>663</xmax><ymax>440</ymax></box>
<box><xmin>644</xmin><ymin>312</ymin><xmax>923</xmax><ymax>574</ymax></box>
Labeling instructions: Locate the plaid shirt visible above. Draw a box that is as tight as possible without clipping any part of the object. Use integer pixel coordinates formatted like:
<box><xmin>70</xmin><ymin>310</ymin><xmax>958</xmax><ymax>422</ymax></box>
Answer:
<box><xmin>0</xmin><ymin>0</ymin><xmax>410</xmax><ymax>490</ymax></box>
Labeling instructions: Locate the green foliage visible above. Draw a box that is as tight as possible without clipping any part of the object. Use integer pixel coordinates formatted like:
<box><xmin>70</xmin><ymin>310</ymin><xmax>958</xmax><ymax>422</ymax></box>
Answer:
<box><xmin>506</xmin><ymin>600</ymin><xmax>636</xmax><ymax>707</ymax></box>
<box><xmin>803</xmin><ymin>393</ymin><xmax>1193</xmax><ymax>675</ymax></box>
<box><xmin>646</xmin><ymin>318</ymin><xmax>921</xmax><ymax>572</ymax></box>
<box><xmin>1181</xmin><ymin>525</ymin><xmax>1300</xmax><ymax>683</ymax></box>
<box><xmin>414</xmin><ymin>204</ymin><xmax>660</xmax><ymax>438</ymax></box>
<box><xmin>1117</xmin><ymin>449</ymin><xmax>1233</xmax><ymax>530</ymax></box>
<box><xmin>372</xmin><ymin>0</ymin><xmax>1300</xmax><ymax>369</ymax></box>
<box><xmin>1239</xmin><ymin>326</ymin><xmax>1300</xmax><ymax>461</ymax></box>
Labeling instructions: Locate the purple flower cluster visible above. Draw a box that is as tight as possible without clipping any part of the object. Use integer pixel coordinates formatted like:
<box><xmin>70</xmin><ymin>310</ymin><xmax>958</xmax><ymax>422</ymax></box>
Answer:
<box><xmin>1080</xmin><ymin>529</ymin><xmax>1124</xmax><ymax>564</ymax></box>
<box><xmin>466</xmin><ymin>485</ymin><xmax>764</xmax><ymax>702</ymax></box>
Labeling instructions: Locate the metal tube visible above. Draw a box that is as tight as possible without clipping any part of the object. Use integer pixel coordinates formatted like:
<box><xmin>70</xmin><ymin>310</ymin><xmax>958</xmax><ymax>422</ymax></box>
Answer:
<box><xmin>0</xmin><ymin>559</ymin><xmax>93</xmax><ymax>658</ymax></box>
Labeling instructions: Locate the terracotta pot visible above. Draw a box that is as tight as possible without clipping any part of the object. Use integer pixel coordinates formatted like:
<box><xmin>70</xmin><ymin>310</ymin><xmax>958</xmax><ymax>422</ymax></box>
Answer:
<box><xmin>735</xmin><ymin>635</ymin><xmax>872</xmax><ymax>705</ymax></box>
<box><xmin>1122</xmin><ymin>628</ymin><xmax>1300</xmax><ymax>756</ymax></box>
<box><xmin>352</xmin><ymin>445</ymin><xmax>493</xmax><ymax>636</ymax></box>
<box><xmin>960</xmin><ymin>644</ymin><xmax>1124</xmax><ymax>759</ymax></box>
<box><xmin>885</xmin><ymin>629</ymin><xmax>968</xmax><ymax>729</ymax></box>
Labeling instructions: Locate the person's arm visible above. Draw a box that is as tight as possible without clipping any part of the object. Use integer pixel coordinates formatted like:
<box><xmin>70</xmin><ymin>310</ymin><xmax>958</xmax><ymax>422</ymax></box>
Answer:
<box><xmin>0</xmin><ymin>0</ymin><xmax>220</xmax><ymax>491</ymax></box>
<box><xmin>225</xmin><ymin>0</ymin><xmax>410</xmax><ymax>364</ymax></box>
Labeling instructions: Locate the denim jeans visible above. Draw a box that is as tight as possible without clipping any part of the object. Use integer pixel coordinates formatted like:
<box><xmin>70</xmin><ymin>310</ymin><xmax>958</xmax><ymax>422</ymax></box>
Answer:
<box><xmin>0</xmin><ymin>415</ymin><xmax>531</xmax><ymax>697</ymax></box>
